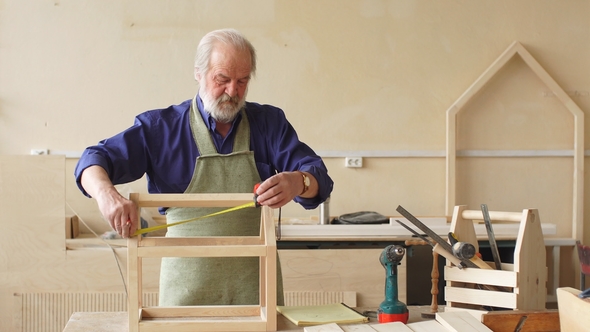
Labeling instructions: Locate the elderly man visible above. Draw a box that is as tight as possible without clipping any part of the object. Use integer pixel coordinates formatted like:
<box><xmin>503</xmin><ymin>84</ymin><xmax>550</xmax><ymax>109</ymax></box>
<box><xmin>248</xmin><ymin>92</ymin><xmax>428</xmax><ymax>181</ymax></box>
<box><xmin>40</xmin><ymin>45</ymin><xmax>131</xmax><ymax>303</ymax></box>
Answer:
<box><xmin>74</xmin><ymin>28</ymin><xmax>333</xmax><ymax>306</ymax></box>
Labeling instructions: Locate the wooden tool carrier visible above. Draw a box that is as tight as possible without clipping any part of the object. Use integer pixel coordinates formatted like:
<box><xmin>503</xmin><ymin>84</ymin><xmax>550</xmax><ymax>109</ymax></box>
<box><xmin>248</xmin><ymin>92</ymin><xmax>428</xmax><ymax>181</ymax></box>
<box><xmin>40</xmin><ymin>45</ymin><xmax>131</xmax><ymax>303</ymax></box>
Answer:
<box><xmin>127</xmin><ymin>193</ymin><xmax>277</xmax><ymax>332</ymax></box>
<box><xmin>444</xmin><ymin>205</ymin><xmax>547</xmax><ymax>313</ymax></box>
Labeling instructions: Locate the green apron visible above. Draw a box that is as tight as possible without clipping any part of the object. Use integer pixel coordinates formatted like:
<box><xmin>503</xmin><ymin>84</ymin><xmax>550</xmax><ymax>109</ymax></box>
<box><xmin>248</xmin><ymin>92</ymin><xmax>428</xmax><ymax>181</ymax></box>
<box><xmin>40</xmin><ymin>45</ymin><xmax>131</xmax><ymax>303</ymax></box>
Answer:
<box><xmin>158</xmin><ymin>97</ymin><xmax>284</xmax><ymax>306</ymax></box>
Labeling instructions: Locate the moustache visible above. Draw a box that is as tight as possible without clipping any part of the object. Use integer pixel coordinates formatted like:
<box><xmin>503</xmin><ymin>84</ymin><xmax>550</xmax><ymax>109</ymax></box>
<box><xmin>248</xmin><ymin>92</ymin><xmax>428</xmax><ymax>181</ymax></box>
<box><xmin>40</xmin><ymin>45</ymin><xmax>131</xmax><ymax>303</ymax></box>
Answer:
<box><xmin>217</xmin><ymin>94</ymin><xmax>240</xmax><ymax>105</ymax></box>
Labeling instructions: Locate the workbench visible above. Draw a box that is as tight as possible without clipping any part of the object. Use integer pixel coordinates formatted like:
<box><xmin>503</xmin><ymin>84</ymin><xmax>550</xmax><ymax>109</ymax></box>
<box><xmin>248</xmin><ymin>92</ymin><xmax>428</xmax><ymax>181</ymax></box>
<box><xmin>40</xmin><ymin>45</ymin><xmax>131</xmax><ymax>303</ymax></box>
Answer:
<box><xmin>276</xmin><ymin>222</ymin><xmax>574</xmax><ymax>304</ymax></box>
<box><xmin>62</xmin><ymin>306</ymin><xmax>435</xmax><ymax>332</ymax></box>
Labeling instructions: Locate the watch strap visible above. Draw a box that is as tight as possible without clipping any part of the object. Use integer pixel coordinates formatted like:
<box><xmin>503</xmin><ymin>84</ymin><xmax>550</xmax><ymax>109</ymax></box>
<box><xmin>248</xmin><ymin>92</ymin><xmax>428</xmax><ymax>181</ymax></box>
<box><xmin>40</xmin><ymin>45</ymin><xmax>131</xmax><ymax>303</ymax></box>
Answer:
<box><xmin>297</xmin><ymin>171</ymin><xmax>309</xmax><ymax>196</ymax></box>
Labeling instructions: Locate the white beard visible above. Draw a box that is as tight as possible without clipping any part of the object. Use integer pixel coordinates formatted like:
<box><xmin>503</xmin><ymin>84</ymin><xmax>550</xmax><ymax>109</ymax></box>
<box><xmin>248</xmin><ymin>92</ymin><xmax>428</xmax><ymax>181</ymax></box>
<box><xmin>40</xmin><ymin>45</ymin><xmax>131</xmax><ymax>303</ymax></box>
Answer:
<box><xmin>200</xmin><ymin>84</ymin><xmax>247</xmax><ymax>124</ymax></box>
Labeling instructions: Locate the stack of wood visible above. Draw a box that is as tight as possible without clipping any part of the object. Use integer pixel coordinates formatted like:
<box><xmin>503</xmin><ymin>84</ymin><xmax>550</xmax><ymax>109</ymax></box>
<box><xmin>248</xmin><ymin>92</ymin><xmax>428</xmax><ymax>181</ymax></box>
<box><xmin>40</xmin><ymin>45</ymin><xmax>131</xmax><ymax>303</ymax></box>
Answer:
<box><xmin>303</xmin><ymin>310</ymin><xmax>560</xmax><ymax>332</ymax></box>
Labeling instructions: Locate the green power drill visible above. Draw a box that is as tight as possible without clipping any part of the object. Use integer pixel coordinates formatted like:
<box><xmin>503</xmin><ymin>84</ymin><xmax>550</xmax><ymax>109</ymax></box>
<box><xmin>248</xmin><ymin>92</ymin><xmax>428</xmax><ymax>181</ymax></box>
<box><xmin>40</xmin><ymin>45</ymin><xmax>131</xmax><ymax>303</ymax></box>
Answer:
<box><xmin>377</xmin><ymin>244</ymin><xmax>409</xmax><ymax>324</ymax></box>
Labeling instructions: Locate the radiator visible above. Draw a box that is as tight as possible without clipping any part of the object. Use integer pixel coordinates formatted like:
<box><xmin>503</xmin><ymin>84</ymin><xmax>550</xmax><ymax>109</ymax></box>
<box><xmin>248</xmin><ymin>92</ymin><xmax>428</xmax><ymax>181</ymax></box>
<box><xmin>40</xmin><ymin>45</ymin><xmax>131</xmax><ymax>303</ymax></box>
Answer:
<box><xmin>15</xmin><ymin>292</ymin><xmax>158</xmax><ymax>332</ymax></box>
<box><xmin>283</xmin><ymin>291</ymin><xmax>356</xmax><ymax>307</ymax></box>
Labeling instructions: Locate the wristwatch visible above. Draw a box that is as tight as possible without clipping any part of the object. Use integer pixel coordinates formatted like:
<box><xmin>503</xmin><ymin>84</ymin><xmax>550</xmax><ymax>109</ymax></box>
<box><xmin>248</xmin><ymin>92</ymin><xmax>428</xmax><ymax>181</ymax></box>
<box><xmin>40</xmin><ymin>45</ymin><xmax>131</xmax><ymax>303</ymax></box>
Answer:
<box><xmin>297</xmin><ymin>171</ymin><xmax>310</xmax><ymax>196</ymax></box>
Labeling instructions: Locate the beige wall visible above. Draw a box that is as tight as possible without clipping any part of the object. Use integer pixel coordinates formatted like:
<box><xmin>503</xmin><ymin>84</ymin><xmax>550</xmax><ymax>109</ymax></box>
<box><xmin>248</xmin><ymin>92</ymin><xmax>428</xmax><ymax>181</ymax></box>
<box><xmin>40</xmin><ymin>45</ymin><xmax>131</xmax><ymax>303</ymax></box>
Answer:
<box><xmin>2</xmin><ymin>2</ymin><xmax>590</xmax><ymax>240</ymax></box>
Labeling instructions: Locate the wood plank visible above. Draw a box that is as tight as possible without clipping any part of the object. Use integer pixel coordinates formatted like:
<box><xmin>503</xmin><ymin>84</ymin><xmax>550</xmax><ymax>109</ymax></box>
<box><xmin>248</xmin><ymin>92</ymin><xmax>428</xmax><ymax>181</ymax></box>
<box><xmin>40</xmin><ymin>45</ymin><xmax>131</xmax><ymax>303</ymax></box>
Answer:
<box><xmin>280</xmin><ymin>249</ymin><xmax>404</xmax><ymax>307</ymax></box>
<box><xmin>556</xmin><ymin>287</ymin><xmax>590</xmax><ymax>332</ymax></box>
<box><xmin>435</xmin><ymin>311</ymin><xmax>492</xmax><ymax>332</ymax></box>
<box><xmin>0</xmin><ymin>156</ymin><xmax>67</xmax><ymax>332</ymax></box>
<box><xmin>442</xmin><ymin>307</ymin><xmax>486</xmax><ymax>321</ymax></box>
<box><xmin>263</xmin><ymin>204</ymin><xmax>278</xmax><ymax>330</ymax></box>
<box><xmin>137</xmin><ymin>244</ymin><xmax>267</xmax><ymax>258</ymax></box>
<box><xmin>445</xmin><ymin>107</ymin><xmax>457</xmax><ymax>217</ymax></box>
<box><xmin>138</xmin><ymin>319</ymin><xmax>267</xmax><ymax>332</ymax></box>
<box><xmin>128</xmin><ymin>236</ymin><xmax>140</xmax><ymax>332</ymax></box>
<box><xmin>481</xmin><ymin>310</ymin><xmax>559</xmax><ymax>332</ymax></box>
<box><xmin>368</xmin><ymin>322</ymin><xmax>413</xmax><ymax>332</ymax></box>
<box><xmin>449</xmin><ymin>206</ymin><xmax>479</xmax><ymax>256</ymax></box>
<box><xmin>62</xmin><ymin>306</ymin><xmax>450</xmax><ymax>332</ymax></box>
<box><xmin>340</xmin><ymin>323</ymin><xmax>377</xmax><ymax>332</ymax></box>
<box><xmin>443</xmin><ymin>266</ymin><xmax>517</xmax><ymax>287</ymax></box>
<box><xmin>280</xmin><ymin>219</ymin><xmax>447</xmax><ymax>238</ymax></box>
<box><xmin>304</xmin><ymin>323</ymin><xmax>345</xmax><ymax>332</ymax></box>
<box><xmin>460</xmin><ymin>210</ymin><xmax>522</xmax><ymax>222</ymax></box>
<box><xmin>64</xmin><ymin>312</ymin><xmax>128</xmax><ymax>332</ymax></box>
<box><xmin>134</xmin><ymin>193</ymin><xmax>253</xmax><ymax>207</ymax></box>
<box><xmin>406</xmin><ymin>320</ymin><xmax>449</xmax><ymax>332</ymax></box>
<box><xmin>142</xmin><ymin>305</ymin><xmax>260</xmax><ymax>318</ymax></box>
<box><xmin>138</xmin><ymin>236</ymin><xmax>262</xmax><ymax>247</ymax></box>
<box><xmin>513</xmin><ymin>209</ymin><xmax>547</xmax><ymax>310</ymax></box>
<box><xmin>444</xmin><ymin>287</ymin><xmax>517</xmax><ymax>309</ymax></box>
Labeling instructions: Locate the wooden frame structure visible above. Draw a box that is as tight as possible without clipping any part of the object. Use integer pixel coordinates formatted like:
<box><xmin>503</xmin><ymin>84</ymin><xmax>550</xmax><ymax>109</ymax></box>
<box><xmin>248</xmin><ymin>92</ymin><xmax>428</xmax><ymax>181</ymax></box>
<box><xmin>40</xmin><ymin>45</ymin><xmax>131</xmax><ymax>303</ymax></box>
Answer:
<box><xmin>445</xmin><ymin>40</ymin><xmax>584</xmax><ymax>240</ymax></box>
<box><xmin>444</xmin><ymin>205</ymin><xmax>546</xmax><ymax>313</ymax></box>
<box><xmin>127</xmin><ymin>193</ymin><xmax>277</xmax><ymax>332</ymax></box>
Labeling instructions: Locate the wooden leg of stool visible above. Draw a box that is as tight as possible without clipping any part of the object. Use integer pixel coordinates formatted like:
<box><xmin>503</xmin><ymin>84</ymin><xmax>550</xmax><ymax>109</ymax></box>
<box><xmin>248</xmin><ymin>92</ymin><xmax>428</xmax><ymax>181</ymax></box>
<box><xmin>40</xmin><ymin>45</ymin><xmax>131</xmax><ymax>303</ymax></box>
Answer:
<box><xmin>420</xmin><ymin>249</ymin><xmax>439</xmax><ymax>318</ymax></box>
<box><xmin>430</xmin><ymin>251</ymin><xmax>439</xmax><ymax>313</ymax></box>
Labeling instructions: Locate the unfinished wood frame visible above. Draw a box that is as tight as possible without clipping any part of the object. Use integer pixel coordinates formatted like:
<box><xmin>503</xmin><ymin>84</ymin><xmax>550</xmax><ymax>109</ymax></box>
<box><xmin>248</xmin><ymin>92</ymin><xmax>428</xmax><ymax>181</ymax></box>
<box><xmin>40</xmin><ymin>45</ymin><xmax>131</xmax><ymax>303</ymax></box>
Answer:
<box><xmin>127</xmin><ymin>193</ymin><xmax>277</xmax><ymax>332</ymax></box>
<box><xmin>444</xmin><ymin>205</ymin><xmax>546</xmax><ymax>312</ymax></box>
<box><xmin>445</xmin><ymin>40</ymin><xmax>584</xmax><ymax>240</ymax></box>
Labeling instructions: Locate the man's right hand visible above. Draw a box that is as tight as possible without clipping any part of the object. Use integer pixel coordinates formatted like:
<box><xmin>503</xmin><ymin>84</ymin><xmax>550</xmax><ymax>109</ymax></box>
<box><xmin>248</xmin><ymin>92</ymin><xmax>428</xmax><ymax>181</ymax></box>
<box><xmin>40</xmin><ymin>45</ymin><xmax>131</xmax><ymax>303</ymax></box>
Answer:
<box><xmin>80</xmin><ymin>165</ymin><xmax>138</xmax><ymax>238</ymax></box>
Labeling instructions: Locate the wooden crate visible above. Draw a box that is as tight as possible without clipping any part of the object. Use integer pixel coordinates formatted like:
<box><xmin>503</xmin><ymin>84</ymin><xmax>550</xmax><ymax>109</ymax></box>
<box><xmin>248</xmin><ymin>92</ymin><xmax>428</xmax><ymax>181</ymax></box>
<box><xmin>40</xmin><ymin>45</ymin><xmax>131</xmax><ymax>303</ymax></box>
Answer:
<box><xmin>127</xmin><ymin>193</ymin><xmax>277</xmax><ymax>332</ymax></box>
<box><xmin>444</xmin><ymin>205</ymin><xmax>546</xmax><ymax>313</ymax></box>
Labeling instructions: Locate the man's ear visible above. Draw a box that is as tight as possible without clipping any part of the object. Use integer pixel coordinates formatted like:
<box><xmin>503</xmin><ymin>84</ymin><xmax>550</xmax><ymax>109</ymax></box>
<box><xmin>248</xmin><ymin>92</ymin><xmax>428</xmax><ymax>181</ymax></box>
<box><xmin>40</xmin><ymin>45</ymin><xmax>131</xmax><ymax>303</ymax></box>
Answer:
<box><xmin>194</xmin><ymin>67</ymin><xmax>201</xmax><ymax>82</ymax></box>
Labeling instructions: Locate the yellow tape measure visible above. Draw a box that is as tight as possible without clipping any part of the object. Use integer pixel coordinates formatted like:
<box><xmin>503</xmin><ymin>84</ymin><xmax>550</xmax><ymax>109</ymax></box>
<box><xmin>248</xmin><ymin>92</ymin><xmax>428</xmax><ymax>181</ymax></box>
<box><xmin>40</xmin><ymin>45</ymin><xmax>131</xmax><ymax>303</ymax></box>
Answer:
<box><xmin>133</xmin><ymin>201</ymin><xmax>256</xmax><ymax>236</ymax></box>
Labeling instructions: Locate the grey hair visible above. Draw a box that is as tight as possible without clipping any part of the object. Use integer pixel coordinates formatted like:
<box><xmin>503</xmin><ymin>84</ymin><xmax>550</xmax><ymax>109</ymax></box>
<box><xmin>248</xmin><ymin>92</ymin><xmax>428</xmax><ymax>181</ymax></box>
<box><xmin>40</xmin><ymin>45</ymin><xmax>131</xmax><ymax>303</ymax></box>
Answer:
<box><xmin>194</xmin><ymin>28</ymin><xmax>257</xmax><ymax>79</ymax></box>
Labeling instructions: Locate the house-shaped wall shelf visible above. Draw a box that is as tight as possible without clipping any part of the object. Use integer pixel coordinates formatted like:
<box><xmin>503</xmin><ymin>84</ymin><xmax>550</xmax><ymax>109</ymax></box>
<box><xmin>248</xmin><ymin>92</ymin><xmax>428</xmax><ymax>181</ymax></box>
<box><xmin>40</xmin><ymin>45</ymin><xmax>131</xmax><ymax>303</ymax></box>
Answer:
<box><xmin>445</xmin><ymin>40</ymin><xmax>584</xmax><ymax>240</ymax></box>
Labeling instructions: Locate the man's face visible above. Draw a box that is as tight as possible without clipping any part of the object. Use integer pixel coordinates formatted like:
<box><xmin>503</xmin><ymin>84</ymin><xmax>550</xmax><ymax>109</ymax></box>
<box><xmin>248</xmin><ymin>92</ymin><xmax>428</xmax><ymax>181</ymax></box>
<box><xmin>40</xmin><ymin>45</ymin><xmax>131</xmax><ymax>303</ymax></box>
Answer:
<box><xmin>198</xmin><ymin>44</ymin><xmax>251</xmax><ymax>123</ymax></box>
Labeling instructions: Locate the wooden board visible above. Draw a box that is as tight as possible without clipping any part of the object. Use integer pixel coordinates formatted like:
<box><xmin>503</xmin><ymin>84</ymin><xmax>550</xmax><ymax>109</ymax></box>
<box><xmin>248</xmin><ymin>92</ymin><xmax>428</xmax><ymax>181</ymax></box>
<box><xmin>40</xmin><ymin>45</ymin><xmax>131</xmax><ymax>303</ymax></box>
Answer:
<box><xmin>62</xmin><ymin>306</ymin><xmax>451</xmax><ymax>332</ymax></box>
<box><xmin>444</xmin><ymin>286</ymin><xmax>517</xmax><ymax>309</ymax></box>
<box><xmin>1</xmin><ymin>156</ymin><xmax>65</xmax><ymax>332</ymax></box>
<box><xmin>481</xmin><ymin>310</ymin><xmax>559</xmax><ymax>332</ymax></box>
<box><xmin>442</xmin><ymin>307</ymin><xmax>486</xmax><ymax>322</ymax></box>
<box><xmin>513</xmin><ymin>209</ymin><xmax>547</xmax><ymax>309</ymax></box>
<box><xmin>406</xmin><ymin>320</ymin><xmax>449</xmax><ymax>332</ymax></box>
<box><xmin>436</xmin><ymin>311</ymin><xmax>492</xmax><ymax>332</ymax></box>
<box><xmin>280</xmin><ymin>249</ymin><xmax>404</xmax><ymax>307</ymax></box>
<box><xmin>304</xmin><ymin>323</ymin><xmax>345</xmax><ymax>332</ymax></box>
<box><xmin>341</xmin><ymin>324</ymin><xmax>378</xmax><ymax>332</ymax></box>
<box><xmin>556</xmin><ymin>287</ymin><xmax>590</xmax><ymax>332</ymax></box>
<box><xmin>64</xmin><ymin>311</ymin><xmax>304</xmax><ymax>332</ymax></box>
<box><xmin>368</xmin><ymin>322</ymin><xmax>412</xmax><ymax>332</ymax></box>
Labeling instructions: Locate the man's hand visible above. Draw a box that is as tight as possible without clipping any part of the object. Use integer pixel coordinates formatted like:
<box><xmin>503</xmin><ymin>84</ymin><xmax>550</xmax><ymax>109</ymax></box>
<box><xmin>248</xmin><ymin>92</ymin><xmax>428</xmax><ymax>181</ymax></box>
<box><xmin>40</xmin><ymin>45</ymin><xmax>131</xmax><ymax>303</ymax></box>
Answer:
<box><xmin>94</xmin><ymin>187</ymin><xmax>138</xmax><ymax>238</ymax></box>
<box><xmin>254</xmin><ymin>171</ymin><xmax>318</xmax><ymax>209</ymax></box>
<box><xmin>80</xmin><ymin>165</ymin><xmax>138</xmax><ymax>238</ymax></box>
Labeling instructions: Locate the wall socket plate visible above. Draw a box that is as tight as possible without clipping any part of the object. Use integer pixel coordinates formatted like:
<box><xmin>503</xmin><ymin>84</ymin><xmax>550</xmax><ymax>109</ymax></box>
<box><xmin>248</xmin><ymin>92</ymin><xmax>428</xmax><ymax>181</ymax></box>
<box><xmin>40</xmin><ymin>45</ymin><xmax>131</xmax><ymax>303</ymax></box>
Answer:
<box><xmin>30</xmin><ymin>149</ymin><xmax>49</xmax><ymax>155</ymax></box>
<box><xmin>345</xmin><ymin>157</ymin><xmax>363</xmax><ymax>168</ymax></box>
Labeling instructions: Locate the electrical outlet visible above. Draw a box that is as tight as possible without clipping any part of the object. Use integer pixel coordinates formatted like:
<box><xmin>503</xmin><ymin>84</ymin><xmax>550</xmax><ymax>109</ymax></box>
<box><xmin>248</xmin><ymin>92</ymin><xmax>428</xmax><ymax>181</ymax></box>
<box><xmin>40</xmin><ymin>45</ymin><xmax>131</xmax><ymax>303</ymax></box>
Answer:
<box><xmin>345</xmin><ymin>157</ymin><xmax>363</xmax><ymax>168</ymax></box>
<box><xmin>30</xmin><ymin>149</ymin><xmax>49</xmax><ymax>155</ymax></box>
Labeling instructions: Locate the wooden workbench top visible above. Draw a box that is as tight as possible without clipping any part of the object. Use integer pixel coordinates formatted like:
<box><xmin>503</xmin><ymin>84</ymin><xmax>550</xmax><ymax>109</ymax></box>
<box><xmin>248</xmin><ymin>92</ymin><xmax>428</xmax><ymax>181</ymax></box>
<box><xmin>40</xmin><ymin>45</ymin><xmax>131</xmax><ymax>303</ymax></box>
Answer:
<box><xmin>63</xmin><ymin>307</ymin><xmax>436</xmax><ymax>332</ymax></box>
